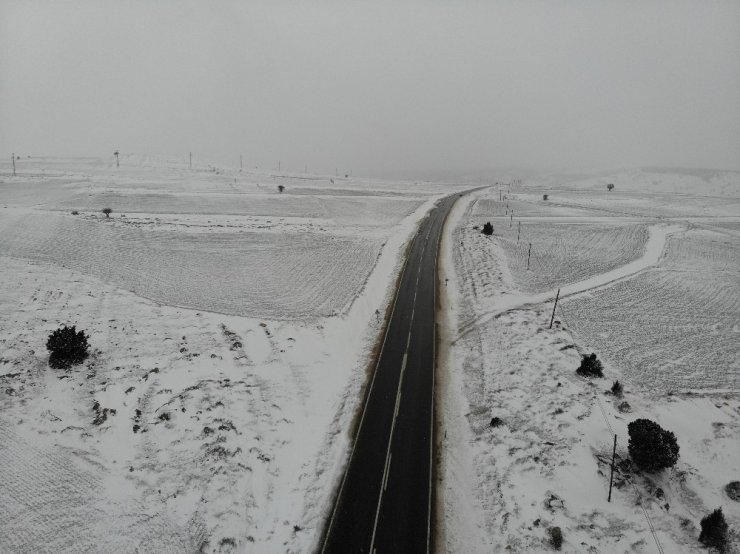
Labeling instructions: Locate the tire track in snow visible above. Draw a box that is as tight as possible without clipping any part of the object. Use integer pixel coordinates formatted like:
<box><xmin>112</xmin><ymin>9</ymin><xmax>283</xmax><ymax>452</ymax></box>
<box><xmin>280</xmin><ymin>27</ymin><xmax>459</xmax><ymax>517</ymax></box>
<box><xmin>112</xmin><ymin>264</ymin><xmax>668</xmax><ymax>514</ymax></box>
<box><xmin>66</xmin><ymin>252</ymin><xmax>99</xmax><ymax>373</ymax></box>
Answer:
<box><xmin>455</xmin><ymin>224</ymin><xmax>684</xmax><ymax>340</ymax></box>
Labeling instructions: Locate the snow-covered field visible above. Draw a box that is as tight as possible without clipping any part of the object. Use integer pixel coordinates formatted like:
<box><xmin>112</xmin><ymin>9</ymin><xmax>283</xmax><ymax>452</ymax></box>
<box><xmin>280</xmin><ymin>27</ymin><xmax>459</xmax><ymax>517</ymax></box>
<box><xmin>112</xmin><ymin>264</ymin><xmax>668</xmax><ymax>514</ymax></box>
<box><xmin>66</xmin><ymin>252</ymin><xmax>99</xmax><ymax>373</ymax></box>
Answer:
<box><xmin>438</xmin><ymin>169</ymin><xmax>740</xmax><ymax>553</ymax></box>
<box><xmin>0</xmin><ymin>155</ymin><xmax>463</xmax><ymax>552</ymax></box>
<box><xmin>2</xmin><ymin>159</ymin><xmax>738</xmax><ymax>553</ymax></box>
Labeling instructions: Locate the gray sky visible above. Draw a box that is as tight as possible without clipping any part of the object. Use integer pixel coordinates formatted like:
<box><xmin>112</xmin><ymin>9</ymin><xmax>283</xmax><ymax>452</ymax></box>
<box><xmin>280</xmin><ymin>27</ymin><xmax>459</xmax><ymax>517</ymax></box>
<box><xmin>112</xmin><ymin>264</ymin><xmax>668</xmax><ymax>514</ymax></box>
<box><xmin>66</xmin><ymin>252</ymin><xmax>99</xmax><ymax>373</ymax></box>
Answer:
<box><xmin>1</xmin><ymin>1</ymin><xmax>739</xmax><ymax>176</ymax></box>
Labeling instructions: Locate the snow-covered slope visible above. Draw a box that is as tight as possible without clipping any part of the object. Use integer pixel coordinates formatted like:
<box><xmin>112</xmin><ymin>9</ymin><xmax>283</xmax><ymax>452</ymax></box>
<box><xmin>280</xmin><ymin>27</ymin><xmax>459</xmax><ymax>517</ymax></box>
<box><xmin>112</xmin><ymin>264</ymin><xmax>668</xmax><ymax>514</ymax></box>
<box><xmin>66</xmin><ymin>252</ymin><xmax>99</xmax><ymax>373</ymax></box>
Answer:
<box><xmin>0</xmin><ymin>155</ymin><xmax>464</xmax><ymax>552</ymax></box>
<box><xmin>437</xmin><ymin>174</ymin><xmax>739</xmax><ymax>553</ymax></box>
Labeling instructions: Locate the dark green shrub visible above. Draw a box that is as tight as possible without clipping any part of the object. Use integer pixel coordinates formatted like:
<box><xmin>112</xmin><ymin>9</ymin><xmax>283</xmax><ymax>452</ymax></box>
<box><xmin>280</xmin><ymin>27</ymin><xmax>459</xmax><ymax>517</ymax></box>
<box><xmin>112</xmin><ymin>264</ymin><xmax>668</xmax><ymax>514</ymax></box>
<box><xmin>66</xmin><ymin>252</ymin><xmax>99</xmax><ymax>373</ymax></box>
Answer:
<box><xmin>611</xmin><ymin>380</ymin><xmax>623</xmax><ymax>396</ymax></box>
<box><xmin>699</xmin><ymin>508</ymin><xmax>728</xmax><ymax>551</ymax></box>
<box><xmin>576</xmin><ymin>353</ymin><xmax>603</xmax><ymax>378</ymax></box>
<box><xmin>628</xmin><ymin>418</ymin><xmax>679</xmax><ymax>472</ymax></box>
<box><xmin>47</xmin><ymin>325</ymin><xmax>89</xmax><ymax>369</ymax></box>
<box><xmin>482</xmin><ymin>222</ymin><xmax>494</xmax><ymax>235</ymax></box>
<box><xmin>548</xmin><ymin>526</ymin><xmax>563</xmax><ymax>550</ymax></box>
<box><xmin>725</xmin><ymin>481</ymin><xmax>740</xmax><ymax>502</ymax></box>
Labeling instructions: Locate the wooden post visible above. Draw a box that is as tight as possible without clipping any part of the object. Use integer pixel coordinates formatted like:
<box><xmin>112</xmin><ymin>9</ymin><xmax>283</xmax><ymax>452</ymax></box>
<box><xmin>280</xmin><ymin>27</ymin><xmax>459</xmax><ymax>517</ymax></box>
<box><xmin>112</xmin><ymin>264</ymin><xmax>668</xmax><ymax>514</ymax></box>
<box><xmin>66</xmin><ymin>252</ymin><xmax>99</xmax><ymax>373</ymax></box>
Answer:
<box><xmin>527</xmin><ymin>243</ymin><xmax>532</xmax><ymax>270</ymax></box>
<box><xmin>510</xmin><ymin>212</ymin><xmax>513</xmax><ymax>227</ymax></box>
<box><xmin>189</xmin><ymin>152</ymin><xmax>192</xmax><ymax>169</ymax></box>
<box><xmin>608</xmin><ymin>434</ymin><xmax>617</xmax><ymax>502</ymax></box>
<box><xmin>549</xmin><ymin>288</ymin><xmax>560</xmax><ymax>329</ymax></box>
<box><xmin>12</xmin><ymin>153</ymin><xmax>16</xmax><ymax>176</ymax></box>
<box><xmin>517</xmin><ymin>221</ymin><xmax>521</xmax><ymax>243</ymax></box>
<box><xmin>240</xmin><ymin>155</ymin><xmax>243</xmax><ymax>170</ymax></box>
<box><xmin>114</xmin><ymin>150</ymin><xmax>119</xmax><ymax>168</ymax></box>
<box><xmin>278</xmin><ymin>160</ymin><xmax>281</xmax><ymax>171</ymax></box>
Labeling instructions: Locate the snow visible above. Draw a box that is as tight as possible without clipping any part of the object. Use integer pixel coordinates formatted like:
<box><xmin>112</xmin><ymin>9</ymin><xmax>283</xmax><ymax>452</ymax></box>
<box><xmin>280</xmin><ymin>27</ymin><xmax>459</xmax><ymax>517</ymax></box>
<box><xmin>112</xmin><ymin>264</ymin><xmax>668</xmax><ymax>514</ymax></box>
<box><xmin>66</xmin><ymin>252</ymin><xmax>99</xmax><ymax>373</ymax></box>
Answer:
<box><xmin>563</xmin><ymin>229</ymin><xmax>740</xmax><ymax>391</ymax></box>
<box><xmin>0</xmin><ymin>155</ymin><xmax>464</xmax><ymax>553</ymax></box>
<box><xmin>2</xmin><ymin>158</ymin><xmax>738</xmax><ymax>552</ymax></box>
<box><xmin>438</xmin><ymin>171</ymin><xmax>740</xmax><ymax>553</ymax></box>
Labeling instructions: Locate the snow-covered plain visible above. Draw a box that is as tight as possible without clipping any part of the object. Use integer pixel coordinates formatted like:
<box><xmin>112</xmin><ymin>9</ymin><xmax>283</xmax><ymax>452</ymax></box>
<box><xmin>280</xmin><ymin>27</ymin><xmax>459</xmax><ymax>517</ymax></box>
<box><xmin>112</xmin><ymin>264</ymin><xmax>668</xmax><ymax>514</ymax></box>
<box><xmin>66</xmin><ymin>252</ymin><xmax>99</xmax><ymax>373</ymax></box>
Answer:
<box><xmin>438</xmin><ymin>169</ymin><xmax>740</xmax><ymax>553</ymax></box>
<box><xmin>0</xmin><ymin>155</ymin><xmax>464</xmax><ymax>553</ymax></box>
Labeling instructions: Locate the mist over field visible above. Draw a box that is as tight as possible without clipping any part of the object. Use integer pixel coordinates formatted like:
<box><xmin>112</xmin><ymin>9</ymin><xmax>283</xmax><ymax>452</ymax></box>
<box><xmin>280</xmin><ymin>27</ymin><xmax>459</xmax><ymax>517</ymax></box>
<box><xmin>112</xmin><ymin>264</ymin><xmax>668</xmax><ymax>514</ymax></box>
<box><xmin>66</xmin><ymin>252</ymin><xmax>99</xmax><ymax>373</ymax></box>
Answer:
<box><xmin>1</xmin><ymin>2</ymin><xmax>739</xmax><ymax>553</ymax></box>
<box><xmin>1</xmin><ymin>1</ymin><xmax>739</xmax><ymax>176</ymax></box>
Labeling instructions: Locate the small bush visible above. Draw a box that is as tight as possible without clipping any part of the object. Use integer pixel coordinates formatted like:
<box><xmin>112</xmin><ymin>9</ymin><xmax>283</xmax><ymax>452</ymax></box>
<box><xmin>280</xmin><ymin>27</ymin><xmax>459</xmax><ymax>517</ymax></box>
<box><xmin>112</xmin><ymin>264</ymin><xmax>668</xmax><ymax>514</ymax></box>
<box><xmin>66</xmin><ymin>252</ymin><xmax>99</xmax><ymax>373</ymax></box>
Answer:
<box><xmin>71</xmin><ymin>210</ymin><xmax>79</xmax><ymax>215</ymax></box>
<box><xmin>699</xmin><ymin>508</ymin><xmax>728</xmax><ymax>551</ymax></box>
<box><xmin>277</xmin><ymin>185</ymin><xmax>285</xmax><ymax>193</ymax></box>
<box><xmin>628</xmin><ymin>418</ymin><xmax>679</xmax><ymax>472</ymax></box>
<box><xmin>490</xmin><ymin>417</ymin><xmax>504</xmax><ymax>428</ymax></box>
<box><xmin>607</xmin><ymin>183</ymin><xmax>615</xmax><ymax>191</ymax></box>
<box><xmin>543</xmin><ymin>194</ymin><xmax>549</xmax><ymax>201</ymax></box>
<box><xmin>548</xmin><ymin>526</ymin><xmax>563</xmax><ymax>550</ymax></box>
<box><xmin>576</xmin><ymin>353</ymin><xmax>603</xmax><ymax>378</ymax></box>
<box><xmin>102</xmin><ymin>207</ymin><xmax>112</xmax><ymax>218</ymax></box>
<box><xmin>482</xmin><ymin>222</ymin><xmax>494</xmax><ymax>235</ymax></box>
<box><xmin>725</xmin><ymin>481</ymin><xmax>740</xmax><ymax>502</ymax></box>
<box><xmin>611</xmin><ymin>380</ymin><xmax>623</xmax><ymax>397</ymax></box>
<box><xmin>46</xmin><ymin>325</ymin><xmax>89</xmax><ymax>369</ymax></box>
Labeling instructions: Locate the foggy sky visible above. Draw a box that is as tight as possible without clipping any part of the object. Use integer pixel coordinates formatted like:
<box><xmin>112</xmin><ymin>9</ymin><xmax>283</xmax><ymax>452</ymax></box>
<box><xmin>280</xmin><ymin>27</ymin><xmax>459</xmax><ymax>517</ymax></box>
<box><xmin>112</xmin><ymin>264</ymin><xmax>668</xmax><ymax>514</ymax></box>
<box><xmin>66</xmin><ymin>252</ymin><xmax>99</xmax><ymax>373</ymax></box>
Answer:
<box><xmin>1</xmin><ymin>1</ymin><xmax>739</xmax><ymax>177</ymax></box>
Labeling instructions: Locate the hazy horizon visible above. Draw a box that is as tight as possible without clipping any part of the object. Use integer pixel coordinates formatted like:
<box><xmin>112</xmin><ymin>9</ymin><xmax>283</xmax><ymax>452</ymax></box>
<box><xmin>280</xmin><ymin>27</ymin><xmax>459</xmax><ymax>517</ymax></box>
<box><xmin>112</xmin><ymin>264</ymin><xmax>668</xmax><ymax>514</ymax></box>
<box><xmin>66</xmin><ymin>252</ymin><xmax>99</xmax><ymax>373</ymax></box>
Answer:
<box><xmin>2</xmin><ymin>1</ymin><xmax>739</xmax><ymax>177</ymax></box>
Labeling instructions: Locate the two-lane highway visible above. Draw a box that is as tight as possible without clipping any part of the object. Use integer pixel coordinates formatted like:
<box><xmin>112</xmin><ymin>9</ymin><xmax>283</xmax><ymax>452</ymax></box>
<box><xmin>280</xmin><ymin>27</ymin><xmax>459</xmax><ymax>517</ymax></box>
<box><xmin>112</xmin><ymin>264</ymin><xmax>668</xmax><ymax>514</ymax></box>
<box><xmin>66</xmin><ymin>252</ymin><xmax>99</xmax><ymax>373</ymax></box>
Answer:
<box><xmin>321</xmin><ymin>194</ymin><xmax>460</xmax><ymax>553</ymax></box>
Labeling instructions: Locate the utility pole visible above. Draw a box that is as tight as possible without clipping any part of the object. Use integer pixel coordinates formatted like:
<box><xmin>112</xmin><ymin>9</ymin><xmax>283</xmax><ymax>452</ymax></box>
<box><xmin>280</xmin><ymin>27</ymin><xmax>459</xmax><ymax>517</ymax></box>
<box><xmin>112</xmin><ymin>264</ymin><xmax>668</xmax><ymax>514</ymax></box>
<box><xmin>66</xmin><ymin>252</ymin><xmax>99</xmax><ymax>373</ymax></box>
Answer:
<box><xmin>549</xmin><ymin>288</ymin><xmax>560</xmax><ymax>329</ymax></box>
<box><xmin>189</xmin><ymin>152</ymin><xmax>192</xmax><ymax>170</ymax></box>
<box><xmin>12</xmin><ymin>153</ymin><xmax>16</xmax><ymax>176</ymax></box>
<box><xmin>608</xmin><ymin>434</ymin><xmax>617</xmax><ymax>502</ymax></box>
<box><xmin>114</xmin><ymin>150</ymin><xmax>119</xmax><ymax>168</ymax></box>
<box><xmin>527</xmin><ymin>243</ymin><xmax>532</xmax><ymax>270</ymax></box>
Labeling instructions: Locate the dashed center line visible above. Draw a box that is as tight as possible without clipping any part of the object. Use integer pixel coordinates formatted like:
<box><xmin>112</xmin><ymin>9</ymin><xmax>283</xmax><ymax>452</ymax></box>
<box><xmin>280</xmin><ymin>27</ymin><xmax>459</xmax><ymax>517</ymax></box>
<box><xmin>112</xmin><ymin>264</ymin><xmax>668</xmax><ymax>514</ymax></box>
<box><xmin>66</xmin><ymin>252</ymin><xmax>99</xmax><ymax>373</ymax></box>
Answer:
<box><xmin>368</xmin><ymin>242</ymin><xmax>425</xmax><ymax>552</ymax></box>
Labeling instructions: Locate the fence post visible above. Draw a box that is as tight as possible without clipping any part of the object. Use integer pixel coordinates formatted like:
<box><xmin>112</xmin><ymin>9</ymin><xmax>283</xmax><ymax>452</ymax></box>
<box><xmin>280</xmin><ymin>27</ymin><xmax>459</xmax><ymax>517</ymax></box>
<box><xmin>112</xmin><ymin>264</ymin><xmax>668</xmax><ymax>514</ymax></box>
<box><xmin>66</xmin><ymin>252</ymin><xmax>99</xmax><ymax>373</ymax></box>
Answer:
<box><xmin>608</xmin><ymin>434</ymin><xmax>617</xmax><ymax>502</ymax></box>
<box><xmin>549</xmin><ymin>288</ymin><xmax>560</xmax><ymax>329</ymax></box>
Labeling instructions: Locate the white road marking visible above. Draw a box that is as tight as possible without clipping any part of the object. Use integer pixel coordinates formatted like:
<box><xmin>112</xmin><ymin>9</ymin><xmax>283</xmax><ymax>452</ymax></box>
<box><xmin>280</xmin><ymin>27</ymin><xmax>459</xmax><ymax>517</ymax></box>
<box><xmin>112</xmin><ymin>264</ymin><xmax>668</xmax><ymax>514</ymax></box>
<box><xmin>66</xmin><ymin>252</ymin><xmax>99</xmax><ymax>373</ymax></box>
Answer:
<box><xmin>320</xmin><ymin>231</ymin><xmax>415</xmax><ymax>553</ymax></box>
<box><xmin>322</xmin><ymin>195</ymin><xmax>466</xmax><ymax>553</ymax></box>
<box><xmin>369</xmin><ymin>241</ymin><xmax>425</xmax><ymax>552</ymax></box>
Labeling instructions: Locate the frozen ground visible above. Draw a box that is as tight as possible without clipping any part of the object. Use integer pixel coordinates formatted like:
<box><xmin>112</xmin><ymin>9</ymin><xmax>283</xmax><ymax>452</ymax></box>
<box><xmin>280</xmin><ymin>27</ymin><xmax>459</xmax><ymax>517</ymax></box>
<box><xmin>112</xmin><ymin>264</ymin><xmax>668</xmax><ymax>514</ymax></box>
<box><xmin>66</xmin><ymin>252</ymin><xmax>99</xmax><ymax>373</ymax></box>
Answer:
<box><xmin>438</xmin><ymin>169</ymin><xmax>740</xmax><ymax>553</ymax></box>
<box><xmin>0</xmin><ymin>155</ymin><xmax>465</xmax><ymax>552</ymax></box>
<box><xmin>563</xmin><ymin>230</ymin><xmax>740</xmax><ymax>392</ymax></box>
<box><xmin>0</xmin><ymin>156</ymin><xmax>445</xmax><ymax>321</ymax></box>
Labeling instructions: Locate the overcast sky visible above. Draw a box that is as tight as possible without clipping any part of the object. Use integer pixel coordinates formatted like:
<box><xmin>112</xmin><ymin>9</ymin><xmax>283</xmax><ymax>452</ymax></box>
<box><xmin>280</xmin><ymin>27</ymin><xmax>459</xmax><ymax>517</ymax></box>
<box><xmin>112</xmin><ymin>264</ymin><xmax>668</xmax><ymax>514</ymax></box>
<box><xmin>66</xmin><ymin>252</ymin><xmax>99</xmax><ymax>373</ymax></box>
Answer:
<box><xmin>1</xmin><ymin>1</ymin><xmax>739</xmax><ymax>176</ymax></box>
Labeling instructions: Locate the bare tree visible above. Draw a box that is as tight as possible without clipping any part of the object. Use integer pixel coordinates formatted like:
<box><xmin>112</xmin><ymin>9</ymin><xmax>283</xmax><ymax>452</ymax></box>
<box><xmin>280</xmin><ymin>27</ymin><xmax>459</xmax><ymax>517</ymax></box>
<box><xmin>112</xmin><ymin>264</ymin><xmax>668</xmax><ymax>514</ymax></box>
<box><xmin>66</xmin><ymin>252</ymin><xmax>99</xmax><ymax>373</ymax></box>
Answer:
<box><xmin>102</xmin><ymin>208</ymin><xmax>112</xmax><ymax>218</ymax></box>
<box><xmin>278</xmin><ymin>185</ymin><xmax>285</xmax><ymax>193</ymax></box>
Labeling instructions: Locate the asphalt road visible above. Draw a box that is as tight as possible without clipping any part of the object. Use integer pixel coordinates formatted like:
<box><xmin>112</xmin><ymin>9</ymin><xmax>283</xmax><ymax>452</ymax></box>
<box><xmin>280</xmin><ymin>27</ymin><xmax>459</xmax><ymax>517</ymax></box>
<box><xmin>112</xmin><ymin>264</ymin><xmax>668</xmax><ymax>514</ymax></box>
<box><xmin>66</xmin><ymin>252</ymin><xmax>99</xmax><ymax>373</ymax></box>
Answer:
<box><xmin>321</xmin><ymin>194</ymin><xmax>460</xmax><ymax>554</ymax></box>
